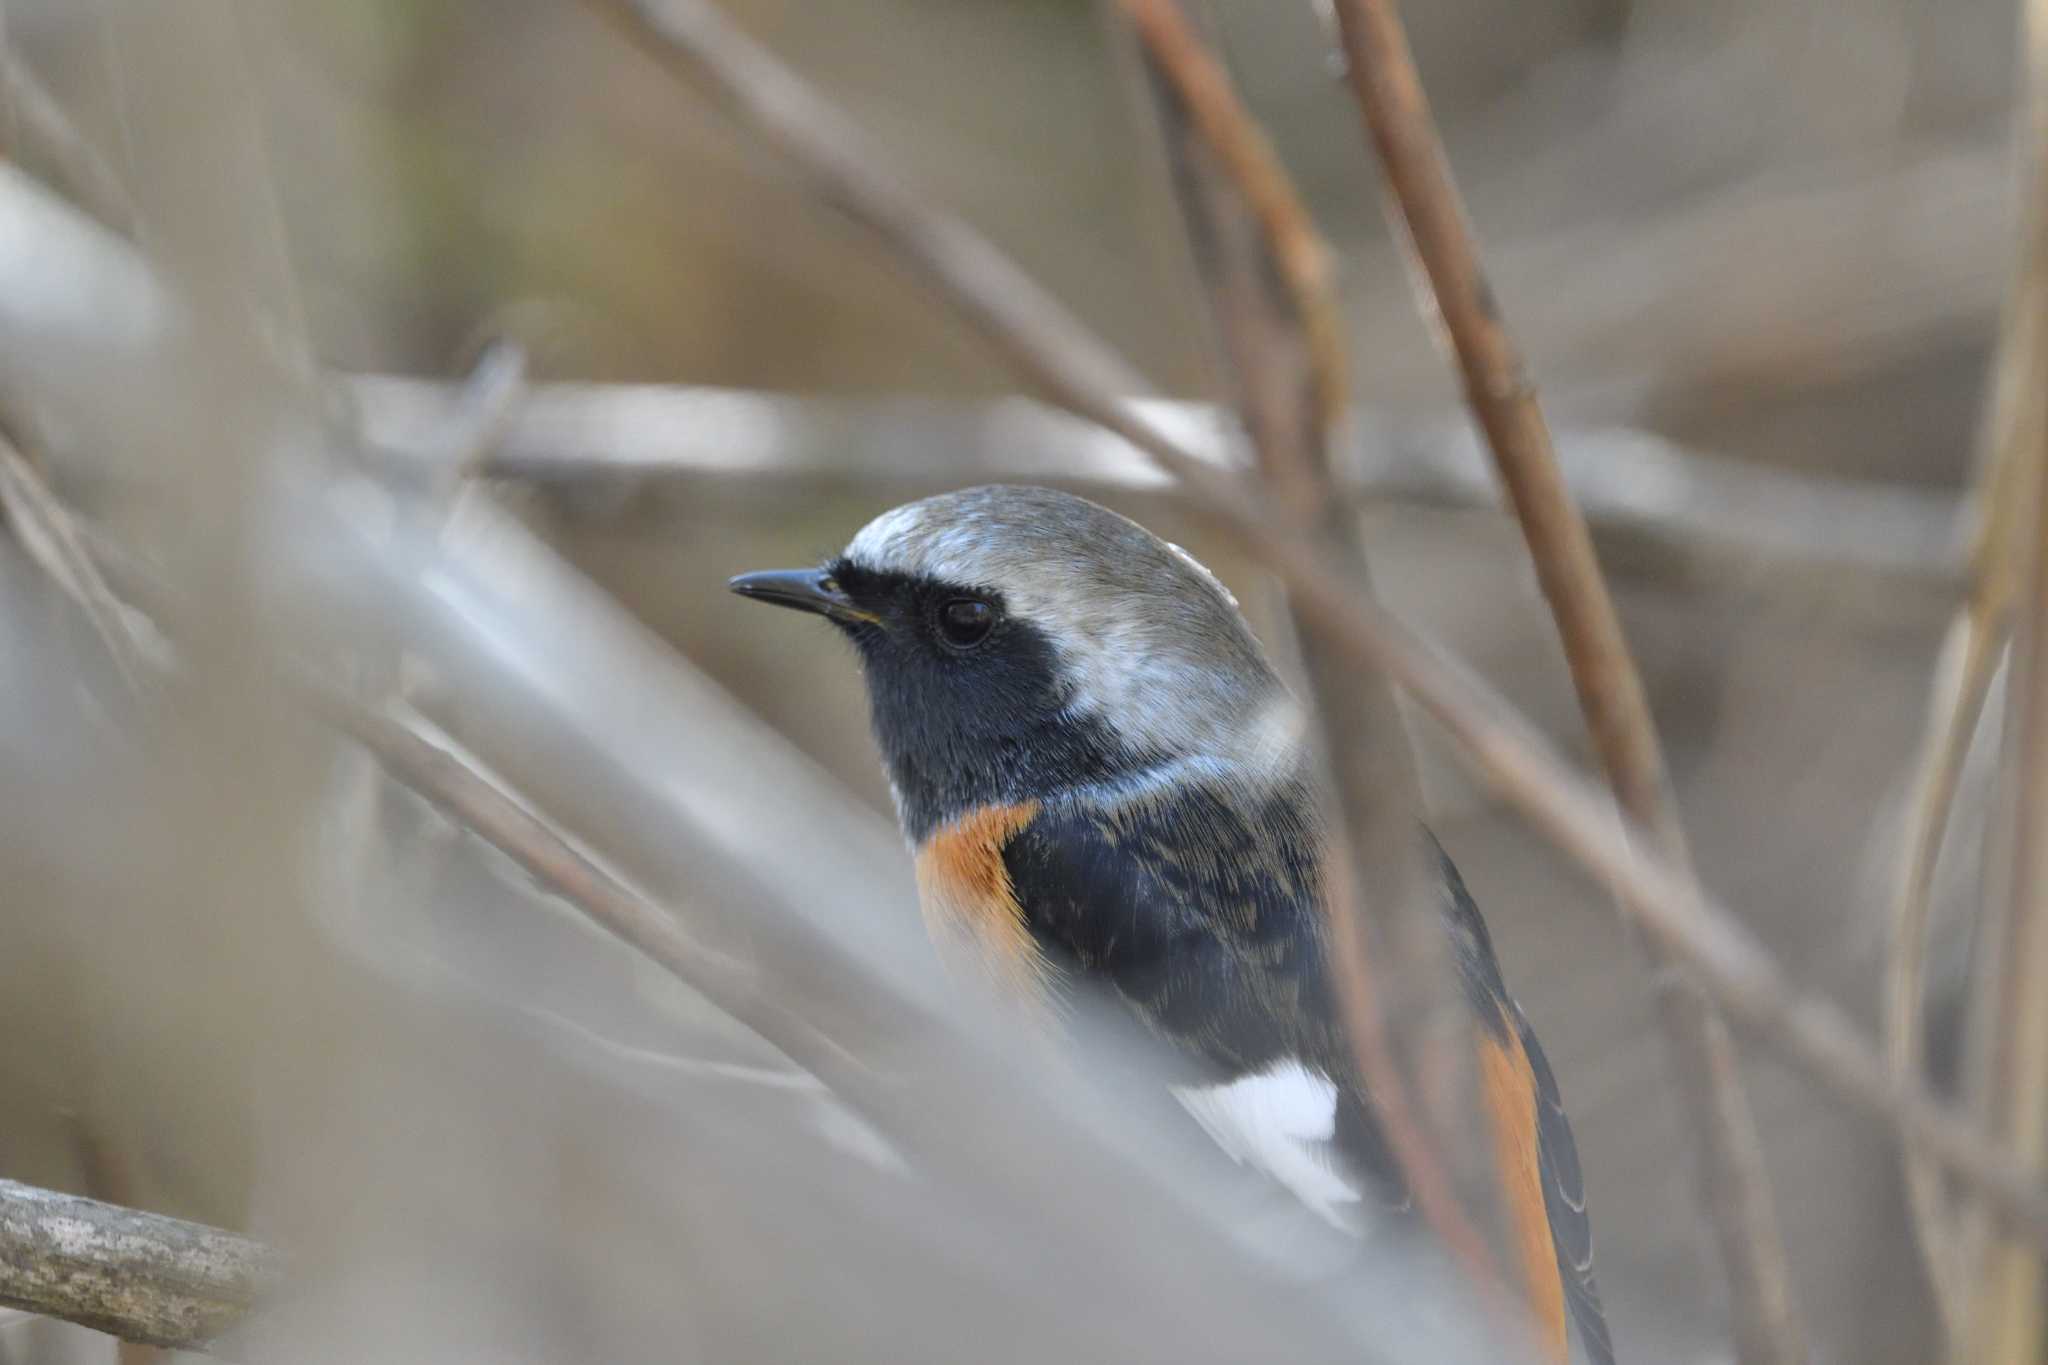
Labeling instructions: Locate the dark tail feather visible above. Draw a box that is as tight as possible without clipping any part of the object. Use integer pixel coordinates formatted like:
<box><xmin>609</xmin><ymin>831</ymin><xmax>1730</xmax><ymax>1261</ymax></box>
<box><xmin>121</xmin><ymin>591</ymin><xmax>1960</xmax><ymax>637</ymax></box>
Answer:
<box><xmin>1521</xmin><ymin>1012</ymin><xmax>1616</xmax><ymax>1364</ymax></box>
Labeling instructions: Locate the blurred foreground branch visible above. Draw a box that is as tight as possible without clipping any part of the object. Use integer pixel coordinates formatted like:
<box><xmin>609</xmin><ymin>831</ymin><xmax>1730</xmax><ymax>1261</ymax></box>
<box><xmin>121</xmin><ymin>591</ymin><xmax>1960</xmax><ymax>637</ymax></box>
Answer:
<box><xmin>0</xmin><ymin>43</ymin><xmax>137</xmax><ymax>238</ymax></box>
<box><xmin>576</xmin><ymin>0</ymin><xmax>2048</xmax><ymax>1246</ymax></box>
<box><xmin>351</xmin><ymin>377</ymin><xmax>1962</xmax><ymax>590</ymax></box>
<box><xmin>0</xmin><ymin>426</ymin><xmax>160</xmax><ymax>691</ymax></box>
<box><xmin>0</xmin><ymin>160</ymin><xmax>1483</xmax><ymax>1364</ymax></box>
<box><xmin>323</xmin><ymin>698</ymin><xmax>882</xmax><ymax>1117</ymax></box>
<box><xmin>1323</xmin><ymin>2</ymin><xmax>1802</xmax><ymax>1360</ymax></box>
<box><xmin>0</xmin><ymin>1179</ymin><xmax>278</xmax><ymax>1351</ymax></box>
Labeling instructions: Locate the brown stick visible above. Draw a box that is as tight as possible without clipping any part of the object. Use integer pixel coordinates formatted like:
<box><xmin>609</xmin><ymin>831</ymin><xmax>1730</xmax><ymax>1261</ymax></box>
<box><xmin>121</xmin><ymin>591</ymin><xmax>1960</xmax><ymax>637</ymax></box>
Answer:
<box><xmin>1115</xmin><ymin>0</ymin><xmax>1498</xmax><ymax>1306</ymax></box>
<box><xmin>1322</xmin><ymin>4</ymin><xmax>1805</xmax><ymax>1360</ymax></box>
<box><xmin>578</xmin><ymin>0</ymin><xmax>2048</xmax><ymax>1247</ymax></box>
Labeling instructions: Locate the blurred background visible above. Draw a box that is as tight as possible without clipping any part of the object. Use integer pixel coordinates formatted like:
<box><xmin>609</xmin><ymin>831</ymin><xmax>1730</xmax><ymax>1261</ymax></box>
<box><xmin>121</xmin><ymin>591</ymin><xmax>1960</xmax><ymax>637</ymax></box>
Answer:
<box><xmin>0</xmin><ymin>0</ymin><xmax>2023</xmax><ymax>1360</ymax></box>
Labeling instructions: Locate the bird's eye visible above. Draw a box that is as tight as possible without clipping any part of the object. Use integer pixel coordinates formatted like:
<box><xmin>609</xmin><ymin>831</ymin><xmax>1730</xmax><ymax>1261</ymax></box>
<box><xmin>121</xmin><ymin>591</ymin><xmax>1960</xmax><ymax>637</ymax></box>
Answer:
<box><xmin>937</xmin><ymin>597</ymin><xmax>996</xmax><ymax>649</ymax></box>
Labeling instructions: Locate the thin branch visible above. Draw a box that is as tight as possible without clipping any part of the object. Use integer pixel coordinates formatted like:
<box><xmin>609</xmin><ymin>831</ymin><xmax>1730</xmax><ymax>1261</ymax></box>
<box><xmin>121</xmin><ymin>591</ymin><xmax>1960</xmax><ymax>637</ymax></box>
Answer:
<box><xmin>1883</xmin><ymin>223</ymin><xmax>2038</xmax><ymax>1332</ymax></box>
<box><xmin>1322</xmin><ymin>3</ymin><xmax>1805</xmax><ymax>1360</ymax></box>
<box><xmin>309</xmin><ymin>693</ymin><xmax>887</xmax><ymax>1117</ymax></box>
<box><xmin>1977</xmin><ymin>366</ymin><xmax>2048</xmax><ymax>1365</ymax></box>
<box><xmin>0</xmin><ymin>44</ymin><xmax>138</xmax><ymax>238</ymax></box>
<box><xmin>1117</xmin><ymin>0</ymin><xmax>1499</xmax><ymax>1315</ymax></box>
<box><xmin>1883</xmin><ymin>611</ymin><xmax>2003</xmax><ymax>1347</ymax></box>
<box><xmin>0</xmin><ymin>425</ymin><xmax>164</xmax><ymax>692</ymax></box>
<box><xmin>420</xmin><ymin>338</ymin><xmax>529</xmax><ymax>488</ymax></box>
<box><xmin>1966</xmin><ymin>1</ymin><xmax>2048</xmax><ymax>1356</ymax></box>
<box><xmin>577</xmin><ymin>0</ymin><xmax>2048</xmax><ymax>1246</ymax></box>
<box><xmin>0</xmin><ymin>1179</ymin><xmax>278</xmax><ymax>1351</ymax></box>
<box><xmin>1117</xmin><ymin>0</ymin><xmax>1348</xmax><ymax>433</ymax></box>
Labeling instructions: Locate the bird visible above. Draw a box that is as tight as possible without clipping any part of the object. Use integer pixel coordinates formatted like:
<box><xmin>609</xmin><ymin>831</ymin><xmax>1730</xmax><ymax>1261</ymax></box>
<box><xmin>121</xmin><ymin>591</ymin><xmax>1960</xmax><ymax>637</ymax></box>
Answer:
<box><xmin>730</xmin><ymin>483</ymin><xmax>1612</xmax><ymax>1364</ymax></box>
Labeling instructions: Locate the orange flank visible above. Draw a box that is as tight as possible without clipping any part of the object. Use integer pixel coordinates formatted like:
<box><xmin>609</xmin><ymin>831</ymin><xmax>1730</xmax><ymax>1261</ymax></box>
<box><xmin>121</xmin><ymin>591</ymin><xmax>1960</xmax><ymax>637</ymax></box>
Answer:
<box><xmin>914</xmin><ymin>801</ymin><xmax>1050</xmax><ymax>1008</ymax></box>
<box><xmin>1479</xmin><ymin>1025</ymin><xmax>1569</xmax><ymax>1363</ymax></box>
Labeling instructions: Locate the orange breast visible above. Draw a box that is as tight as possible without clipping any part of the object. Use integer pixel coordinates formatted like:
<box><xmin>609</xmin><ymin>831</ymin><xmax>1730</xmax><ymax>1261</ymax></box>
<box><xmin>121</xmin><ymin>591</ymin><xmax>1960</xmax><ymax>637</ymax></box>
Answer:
<box><xmin>914</xmin><ymin>801</ymin><xmax>1050</xmax><ymax>1008</ymax></box>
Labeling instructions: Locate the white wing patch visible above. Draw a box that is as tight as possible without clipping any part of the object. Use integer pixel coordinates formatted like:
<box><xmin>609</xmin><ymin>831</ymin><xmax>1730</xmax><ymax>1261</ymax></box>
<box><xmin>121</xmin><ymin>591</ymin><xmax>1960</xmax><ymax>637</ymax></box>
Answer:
<box><xmin>1173</xmin><ymin>1058</ymin><xmax>1362</xmax><ymax>1230</ymax></box>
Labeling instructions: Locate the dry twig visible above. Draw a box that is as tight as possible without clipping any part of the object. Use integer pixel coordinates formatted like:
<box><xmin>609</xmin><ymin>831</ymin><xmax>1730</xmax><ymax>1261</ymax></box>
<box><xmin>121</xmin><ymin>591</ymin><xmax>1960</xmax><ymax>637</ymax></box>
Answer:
<box><xmin>321</xmin><ymin>698</ymin><xmax>882</xmax><ymax>1110</ymax></box>
<box><xmin>64</xmin><ymin>1114</ymin><xmax>165</xmax><ymax>1365</ymax></box>
<box><xmin>1115</xmin><ymin>0</ymin><xmax>1498</xmax><ymax>1305</ymax></box>
<box><xmin>419</xmin><ymin>338</ymin><xmax>529</xmax><ymax>489</ymax></box>
<box><xmin>1963</xmin><ymin>3</ymin><xmax>2048</xmax><ymax>1356</ymax></box>
<box><xmin>1975</xmin><ymin>351</ymin><xmax>2048</xmax><ymax>1363</ymax></box>
<box><xmin>1322</xmin><ymin>3</ymin><xmax>1804</xmax><ymax>1359</ymax></box>
<box><xmin>0</xmin><ymin>426</ymin><xmax>162</xmax><ymax>692</ymax></box>
<box><xmin>0</xmin><ymin>1179</ymin><xmax>278</xmax><ymax>1351</ymax></box>
<box><xmin>576</xmin><ymin>0</ymin><xmax>2048</xmax><ymax>1247</ymax></box>
<box><xmin>1884</xmin><ymin>612</ymin><xmax>2003</xmax><ymax>1349</ymax></box>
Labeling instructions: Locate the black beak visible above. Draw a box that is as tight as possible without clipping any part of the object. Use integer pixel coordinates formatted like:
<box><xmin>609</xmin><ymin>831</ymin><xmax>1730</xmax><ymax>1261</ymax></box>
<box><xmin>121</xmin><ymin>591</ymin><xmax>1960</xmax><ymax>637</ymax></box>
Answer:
<box><xmin>728</xmin><ymin>568</ymin><xmax>878</xmax><ymax>624</ymax></box>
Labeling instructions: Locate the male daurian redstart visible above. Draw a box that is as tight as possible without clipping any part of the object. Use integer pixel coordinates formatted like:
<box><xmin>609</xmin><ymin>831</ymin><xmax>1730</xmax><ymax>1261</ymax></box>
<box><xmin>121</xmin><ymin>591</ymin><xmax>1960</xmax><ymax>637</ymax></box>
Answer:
<box><xmin>732</xmin><ymin>484</ymin><xmax>1611</xmax><ymax>1363</ymax></box>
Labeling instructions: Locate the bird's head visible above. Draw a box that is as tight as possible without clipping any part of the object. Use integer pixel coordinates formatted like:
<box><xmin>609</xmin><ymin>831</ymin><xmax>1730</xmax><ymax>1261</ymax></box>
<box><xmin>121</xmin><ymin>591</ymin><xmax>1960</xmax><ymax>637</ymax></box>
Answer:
<box><xmin>731</xmin><ymin>484</ymin><xmax>1304</xmax><ymax>842</ymax></box>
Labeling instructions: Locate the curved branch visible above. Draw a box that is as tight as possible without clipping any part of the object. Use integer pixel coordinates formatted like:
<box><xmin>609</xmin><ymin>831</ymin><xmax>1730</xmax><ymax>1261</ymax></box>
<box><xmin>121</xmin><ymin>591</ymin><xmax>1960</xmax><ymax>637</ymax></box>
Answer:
<box><xmin>1884</xmin><ymin>611</ymin><xmax>2003</xmax><ymax>1345</ymax></box>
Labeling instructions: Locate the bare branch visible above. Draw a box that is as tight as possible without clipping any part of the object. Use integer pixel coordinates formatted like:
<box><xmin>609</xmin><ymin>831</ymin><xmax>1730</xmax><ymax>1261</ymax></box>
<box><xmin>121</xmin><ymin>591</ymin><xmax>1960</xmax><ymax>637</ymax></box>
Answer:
<box><xmin>1964</xmin><ymin>1</ymin><xmax>2048</xmax><ymax>1355</ymax></box>
<box><xmin>1323</xmin><ymin>3</ymin><xmax>1805</xmax><ymax>1359</ymax></box>
<box><xmin>318</xmin><ymin>695</ymin><xmax>885</xmax><ymax>1115</ymax></box>
<box><xmin>63</xmin><ymin>1114</ymin><xmax>166</xmax><ymax>1365</ymax></box>
<box><xmin>1885</xmin><ymin>613</ymin><xmax>2004</xmax><ymax>1347</ymax></box>
<box><xmin>418</xmin><ymin>339</ymin><xmax>529</xmax><ymax>490</ymax></box>
<box><xmin>0</xmin><ymin>425</ymin><xmax>165</xmax><ymax>691</ymax></box>
<box><xmin>349</xmin><ymin>375</ymin><xmax>1965</xmax><ymax>589</ymax></box>
<box><xmin>1116</xmin><ymin>0</ymin><xmax>1500</xmax><ymax>1315</ymax></box>
<box><xmin>1977</xmin><ymin>371</ymin><xmax>2048</xmax><ymax>1364</ymax></box>
<box><xmin>571</xmin><ymin>0</ymin><xmax>2048</xmax><ymax>1247</ymax></box>
<box><xmin>0</xmin><ymin>43</ymin><xmax>138</xmax><ymax>238</ymax></box>
<box><xmin>0</xmin><ymin>1179</ymin><xmax>278</xmax><ymax>1351</ymax></box>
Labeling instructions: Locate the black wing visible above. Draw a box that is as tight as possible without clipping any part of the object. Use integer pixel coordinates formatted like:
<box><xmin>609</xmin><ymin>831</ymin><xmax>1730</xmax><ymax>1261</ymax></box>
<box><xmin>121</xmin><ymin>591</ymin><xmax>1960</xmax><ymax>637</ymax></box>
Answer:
<box><xmin>999</xmin><ymin>789</ymin><xmax>1612</xmax><ymax>1362</ymax></box>
<box><xmin>1000</xmin><ymin>779</ymin><xmax>1409</xmax><ymax>1208</ymax></box>
<box><xmin>1000</xmin><ymin>779</ymin><xmax>1333</xmax><ymax>1074</ymax></box>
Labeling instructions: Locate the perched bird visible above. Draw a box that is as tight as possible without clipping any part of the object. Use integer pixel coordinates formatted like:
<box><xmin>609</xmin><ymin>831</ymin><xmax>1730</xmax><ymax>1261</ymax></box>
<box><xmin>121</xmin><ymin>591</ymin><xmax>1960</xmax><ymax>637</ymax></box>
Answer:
<box><xmin>731</xmin><ymin>484</ymin><xmax>1611</xmax><ymax>1364</ymax></box>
